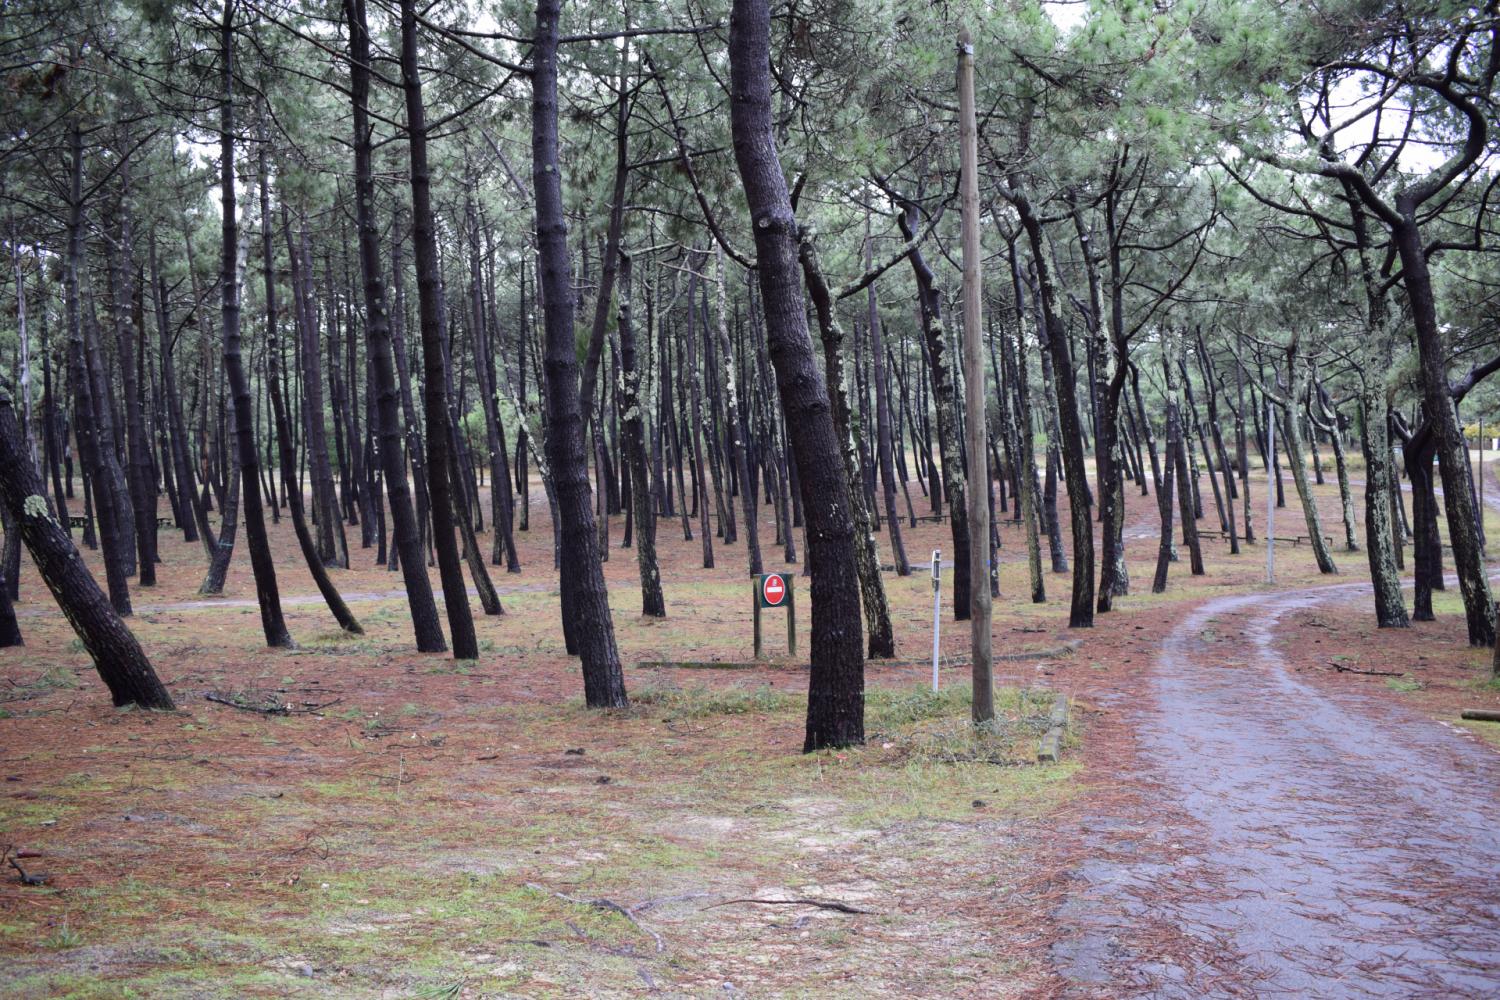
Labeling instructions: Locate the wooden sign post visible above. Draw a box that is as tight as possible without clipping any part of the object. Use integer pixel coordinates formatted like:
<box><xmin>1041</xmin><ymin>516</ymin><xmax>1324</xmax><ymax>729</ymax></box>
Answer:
<box><xmin>753</xmin><ymin>572</ymin><xmax>795</xmax><ymax>660</ymax></box>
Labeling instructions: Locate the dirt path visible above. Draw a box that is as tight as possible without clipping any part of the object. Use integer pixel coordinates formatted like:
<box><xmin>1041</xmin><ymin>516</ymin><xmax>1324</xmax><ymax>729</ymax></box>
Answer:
<box><xmin>1053</xmin><ymin>580</ymin><xmax>1500</xmax><ymax>997</ymax></box>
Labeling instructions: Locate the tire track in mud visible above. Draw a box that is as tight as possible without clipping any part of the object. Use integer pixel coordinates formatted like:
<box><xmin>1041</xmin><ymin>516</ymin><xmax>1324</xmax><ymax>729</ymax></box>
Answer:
<box><xmin>1052</xmin><ymin>578</ymin><xmax>1500</xmax><ymax>998</ymax></box>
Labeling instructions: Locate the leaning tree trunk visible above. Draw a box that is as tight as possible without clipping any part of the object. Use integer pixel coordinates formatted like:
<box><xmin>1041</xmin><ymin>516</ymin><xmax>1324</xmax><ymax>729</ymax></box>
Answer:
<box><xmin>108</xmin><ymin>180</ymin><xmax>158</xmax><ymax>588</ymax></box>
<box><xmin>149</xmin><ymin>234</ymin><xmax>207</xmax><ymax>551</ymax></box>
<box><xmin>258</xmin><ymin>106</ymin><xmax>361</xmax><ymax>637</ymax></box>
<box><xmin>346</xmin><ymin>0</ymin><xmax>446</xmax><ymax>651</ymax></box>
<box><xmin>1404</xmin><ymin>428</ymin><xmax>1442</xmax><ymax>622</ymax></box>
<box><xmin>617</xmin><ymin>254</ymin><xmax>665</xmax><ymax>617</ymax></box>
<box><xmin>800</xmin><ymin>234</ymin><xmax>895</xmax><ymax>659</ymax></box>
<box><xmin>1151</xmin><ymin>417</ymin><xmax>1177</xmax><ymax>594</ymax></box>
<box><xmin>686</xmin><ymin>263</ymin><xmax>715</xmax><ymax>568</ymax></box>
<box><xmin>1360</xmin><ymin>383</ymin><xmax>1410</xmax><ymax>628</ymax></box>
<box><xmin>731</xmin><ymin>0</ymin><xmax>865</xmax><ymax>750</ymax></box>
<box><xmin>532</xmin><ymin>0</ymin><xmax>626</xmax><ymax>704</ymax></box>
<box><xmin>0</xmin><ymin>388</ymin><xmax>173</xmax><ymax>708</ymax></box>
<box><xmin>1165</xmin><ymin>337</ymin><xmax>1204</xmax><ymax>576</ymax></box>
<box><xmin>1395</xmin><ymin>213</ymin><xmax>1494</xmax><ymax>645</ymax></box>
<box><xmin>400</xmin><ymin>0</ymin><xmax>478</xmax><ymax>659</ymax></box>
<box><xmin>1015</xmin><ymin>189</ymin><xmax>1094</xmax><ymax>626</ymax></box>
<box><xmin>1313</xmin><ymin>386</ymin><xmax>1360</xmax><ymax>553</ymax></box>
<box><xmin>64</xmin><ymin>128</ymin><xmax>131</xmax><ymax>617</ymax></box>
<box><xmin>1005</xmin><ymin>241</ymin><xmax>1046</xmax><ymax>603</ymax></box>
<box><xmin>1276</xmin><ymin>354</ymin><xmax>1337</xmax><ymax>575</ymax></box>
<box><xmin>220</xmin><ymin>1</ymin><xmax>292</xmax><ymax>649</ymax></box>
<box><xmin>714</xmin><ymin>247</ymin><xmax>762</xmax><ymax>575</ymax></box>
<box><xmin>865</xmin><ymin>234</ymin><xmax>908</xmax><ymax>576</ymax></box>
<box><xmin>899</xmin><ymin>207</ymin><xmax>971</xmax><ymax>621</ymax></box>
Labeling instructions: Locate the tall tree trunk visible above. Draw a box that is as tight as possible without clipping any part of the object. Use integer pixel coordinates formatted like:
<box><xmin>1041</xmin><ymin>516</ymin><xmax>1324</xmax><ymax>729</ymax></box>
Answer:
<box><xmin>257</xmin><ymin>111</ymin><xmax>361</xmax><ymax>637</ymax></box>
<box><xmin>532</xmin><ymin>0</ymin><xmax>626</xmax><ymax>703</ymax></box>
<box><xmin>150</xmin><ymin>232</ymin><xmax>205</xmax><ymax>550</ymax></box>
<box><xmin>800</xmin><ymin>236</ymin><xmax>895</xmax><ymax>659</ymax></box>
<box><xmin>108</xmin><ymin>175</ymin><xmax>158</xmax><ymax>587</ymax></box>
<box><xmin>686</xmin><ymin>262</ymin><xmax>715</xmax><ymax>568</ymax></box>
<box><xmin>1013</xmin><ymin>190</ymin><xmax>1093</xmax><ymax>626</ymax></box>
<box><xmin>865</xmin><ymin>225</ymin><xmax>908</xmax><ymax>576</ymax></box>
<box><xmin>64</xmin><ymin>127</ymin><xmax>131</xmax><ymax>616</ymax></box>
<box><xmin>286</xmin><ymin>219</ymin><xmax>343</xmax><ymax>568</ymax></box>
<box><xmin>898</xmin><ymin>205</ymin><xmax>971</xmax><ymax>620</ymax></box>
<box><xmin>714</xmin><ymin>248</ymin><xmax>762</xmax><ymax>574</ymax></box>
<box><xmin>400</xmin><ymin>0</ymin><xmax>479</xmax><ymax>659</ymax></box>
<box><xmin>730</xmin><ymin>0</ymin><xmax>864</xmax><ymax>749</ymax></box>
<box><xmin>617</xmin><ymin>254</ymin><xmax>665</xmax><ymax>616</ymax></box>
<box><xmin>1165</xmin><ymin>334</ymin><xmax>1203</xmax><ymax>576</ymax></box>
<box><xmin>1394</xmin><ymin>213</ymin><xmax>1493</xmax><ymax>645</ymax></box>
<box><xmin>220</xmin><ymin>1</ymin><xmax>292</xmax><ymax>648</ymax></box>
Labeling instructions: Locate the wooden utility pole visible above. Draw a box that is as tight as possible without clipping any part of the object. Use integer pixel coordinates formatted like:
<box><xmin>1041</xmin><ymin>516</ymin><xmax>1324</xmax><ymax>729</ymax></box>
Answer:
<box><xmin>957</xmin><ymin>26</ymin><xmax>993</xmax><ymax>724</ymax></box>
<box><xmin>1266</xmin><ymin>393</ymin><xmax>1276</xmax><ymax>585</ymax></box>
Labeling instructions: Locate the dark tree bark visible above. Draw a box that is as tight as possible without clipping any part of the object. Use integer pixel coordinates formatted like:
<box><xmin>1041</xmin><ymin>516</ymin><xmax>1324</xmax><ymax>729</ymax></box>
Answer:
<box><xmin>865</xmin><ymin>229</ymin><xmax>908</xmax><ymax>577</ymax></box>
<box><xmin>1005</xmin><ymin>239</ymin><xmax>1046</xmax><ymax>603</ymax></box>
<box><xmin>686</xmin><ymin>262</ymin><xmax>715</xmax><ymax>567</ymax></box>
<box><xmin>800</xmin><ymin>234</ymin><xmax>896</xmax><ymax>659</ymax></box>
<box><xmin>286</xmin><ymin>219</ymin><xmax>344</xmax><ymax>568</ymax></box>
<box><xmin>532</xmin><ymin>0</ymin><xmax>626</xmax><ymax>704</ymax></box>
<box><xmin>64</xmin><ymin>127</ymin><xmax>131</xmax><ymax>616</ymax></box>
<box><xmin>400</xmin><ymin>0</ymin><xmax>478</xmax><ymax>659</ymax></box>
<box><xmin>1151</xmin><ymin>406</ymin><xmax>1177</xmax><ymax>594</ymax></box>
<box><xmin>345</xmin><ymin>0</ymin><xmax>446</xmax><ymax>649</ymax></box>
<box><xmin>616</xmin><ymin>253</ymin><xmax>665</xmax><ymax>616</ymax></box>
<box><xmin>730</xmin><ymin>0</ymin><xmax>864</xmax><ymax>750</ymax></box>
<box><xmin>107</xmin><ymin>173</ymin><xmax>158</xmax><ymax>587</ymax></box>
<box><xmin>149</xmin><ymin>232</ymin><xmax>206</xmax><ymax>550</ymax></box>
<box><xmin>257</xmin><ymin>108</ymin><xmax>361</xmax><ymax>636</ymax></box>
<box><xmin>220</xmin><ymin>1</ymin><xmax>292</xmax><ymax>649</ymax></box>
<box><xmin>0</xmin><ymin>390</ymin><xmax>173</xmax><ymax>707</ymax></box>
<box><xmin>1012</xmin><ymin>187</ymin><xmax>1094</xmax><ymax>626</ymax></box>
<box><xmin>896</xmin><ymin>202</ymin><xmax>971</xmax><ymax>620</ymax></box>
<box><xmin>1165</xmin><ymin>338</ymin><xmax>1204</xmax><ymax>576</ymax></box>
<box><xmin>389</xmin><ymin>225</ymin><xmax>431</xmax><ymax>561</ymax></box>
<box><xmin>1081</xmin><ymin>197</ymin><xmax>1129</xmax><ymax>611</ymax></box>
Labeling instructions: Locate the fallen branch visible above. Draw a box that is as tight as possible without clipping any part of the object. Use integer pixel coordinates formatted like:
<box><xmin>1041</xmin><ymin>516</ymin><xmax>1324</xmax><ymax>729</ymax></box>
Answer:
<box><xmin>205</xmin><ymin>693</ymin><xmax>343</xmax><ymax>716</ymax></box>
<box><xmin>205</xmin><ymin>693</ymin><xmax>288</xmax><ymax>715</ymax></box>
<box><xmin>1460</xmin><ymin>709</ymin><xmax>1500</xmax><ymax>723</ymax></box>
<box><xmin>701</xmin><ymin>896</ymin><xmax>875</xmax><ymax>915</ymax></box>
<box><xmin>5</xmin><ymin>851</ymin><xmax>47</xmax><ymax>887</ymax></box>
<box><xmin>1329</xmin><ymin>662</ymin><xmax>1403</xmax><ymax>677</ymax></box>
<box><xmin>527</xmin><ymin>882</ymin><xmax>666</xmax><ymax>952</ymax></box>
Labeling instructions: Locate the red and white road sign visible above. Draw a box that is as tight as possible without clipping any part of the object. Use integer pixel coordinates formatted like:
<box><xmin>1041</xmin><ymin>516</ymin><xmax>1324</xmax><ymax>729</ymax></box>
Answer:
<box><xmin>762</xmin><ymin>573</ymin><xmax>787</xmax><ymax>607</ymax></box>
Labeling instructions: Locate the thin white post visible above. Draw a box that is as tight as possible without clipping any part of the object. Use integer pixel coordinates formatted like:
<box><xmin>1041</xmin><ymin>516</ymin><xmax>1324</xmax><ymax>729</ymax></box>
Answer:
<box><xmin>931</xmin><ymin>549</ymin><xmax>942</xmax><ymax>692</ymax></box>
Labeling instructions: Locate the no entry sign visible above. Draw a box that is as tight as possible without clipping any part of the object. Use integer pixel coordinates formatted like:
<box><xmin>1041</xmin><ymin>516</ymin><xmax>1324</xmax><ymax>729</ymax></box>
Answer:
<box><xmin>753</xmin><ymin>572</ymin><xmax>796</xmax><ymax>659</ymax></box>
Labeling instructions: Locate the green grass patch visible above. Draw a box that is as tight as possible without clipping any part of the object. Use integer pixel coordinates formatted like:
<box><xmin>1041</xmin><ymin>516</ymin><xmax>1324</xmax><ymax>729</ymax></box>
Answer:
<box><xmin>631</xmin><ymin>682</ymin><xmax>799</xmax><ymax>719</ymax></box>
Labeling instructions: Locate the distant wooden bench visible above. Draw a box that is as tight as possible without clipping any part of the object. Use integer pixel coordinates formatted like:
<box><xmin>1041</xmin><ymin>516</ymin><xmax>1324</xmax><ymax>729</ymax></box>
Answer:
<box><xmin>156</xmin><ymin>517</ymin><xmax>174</xmax><ymax>529</ymax></box>
<box><xmin>68</xmin><ymin>515</ymin><xmax>87</xmax><ymax>530</ymax></box>
<box><xmin>1294</xmin><ymin>535</ymin><xmax>1333</xmax><ymax>548</ymax></box>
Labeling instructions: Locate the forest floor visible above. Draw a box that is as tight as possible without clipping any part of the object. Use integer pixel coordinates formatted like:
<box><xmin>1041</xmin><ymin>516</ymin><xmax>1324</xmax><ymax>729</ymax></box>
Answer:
<box><xmin>3</xmin><ymin>458</ymin><xmax>1500</xmax><ymax>998</ymax></box>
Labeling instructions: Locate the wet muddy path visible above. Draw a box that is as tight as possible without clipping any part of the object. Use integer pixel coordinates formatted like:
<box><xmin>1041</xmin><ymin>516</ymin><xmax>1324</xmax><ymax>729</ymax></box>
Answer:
<box><xmin>1053</xmin><ymin>583</ymin><xmax>1500</xmax><ymax>997</ymax></box>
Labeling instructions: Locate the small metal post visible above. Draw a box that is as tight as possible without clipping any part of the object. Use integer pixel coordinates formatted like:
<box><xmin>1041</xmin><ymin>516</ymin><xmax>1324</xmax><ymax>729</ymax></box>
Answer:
<box><xmin>786</xmin><ymin>577</ymin><xmax>796</xmax><ymax>659</ymax></box>
<box><xmin>931</xmin><ymin>549</ymin><xmax>942</xmax><ymax>692</ymax></box>
<box><xmin>753</xmin><ymin>577</ymin><xmax>763</xmax><ymax>660</ymax></box>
